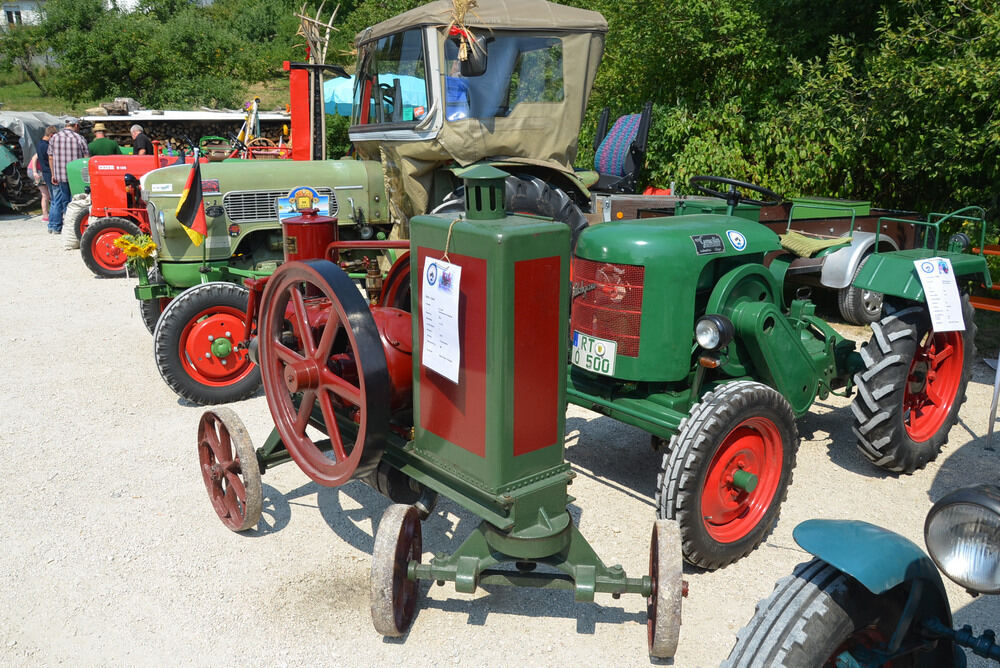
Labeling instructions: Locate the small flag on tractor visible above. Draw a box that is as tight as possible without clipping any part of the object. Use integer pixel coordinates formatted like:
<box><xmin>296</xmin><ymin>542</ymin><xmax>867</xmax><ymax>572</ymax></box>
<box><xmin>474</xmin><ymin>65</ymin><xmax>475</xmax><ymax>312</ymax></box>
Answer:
<box><xmin>176</xmin><ymin>158</ymin><xmax>207</xmax><ymax>246</ymax></box>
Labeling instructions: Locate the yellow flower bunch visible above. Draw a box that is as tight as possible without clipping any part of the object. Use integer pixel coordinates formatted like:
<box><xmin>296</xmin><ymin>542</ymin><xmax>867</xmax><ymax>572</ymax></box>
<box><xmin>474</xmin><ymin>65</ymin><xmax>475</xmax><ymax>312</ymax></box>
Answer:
<box><xmin>113</xmin><ymin>234</ymin><xmax>157</xmax><ymax>260</ymax></box>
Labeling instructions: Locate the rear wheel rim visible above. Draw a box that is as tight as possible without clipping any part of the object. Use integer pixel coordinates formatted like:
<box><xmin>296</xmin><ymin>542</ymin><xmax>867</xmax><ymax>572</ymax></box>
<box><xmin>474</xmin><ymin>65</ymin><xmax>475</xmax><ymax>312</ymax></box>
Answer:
<box><xmin>904</xmin><ymin>330</ymin><xmax>963</xmax><ymax>442</ymax></box>
<box><xmin>701</xmin><ymin>417</ymin><xmax>783</xmax><ymax>543</ymax></box>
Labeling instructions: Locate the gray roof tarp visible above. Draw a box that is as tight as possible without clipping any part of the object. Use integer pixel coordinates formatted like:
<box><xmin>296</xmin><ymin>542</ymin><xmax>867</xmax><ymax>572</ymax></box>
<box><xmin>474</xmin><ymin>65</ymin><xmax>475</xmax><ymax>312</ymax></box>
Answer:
<box><xmin>0</xmin><ymin>111</ymin><xmax>70</xmax><ymax>166</ymax></box>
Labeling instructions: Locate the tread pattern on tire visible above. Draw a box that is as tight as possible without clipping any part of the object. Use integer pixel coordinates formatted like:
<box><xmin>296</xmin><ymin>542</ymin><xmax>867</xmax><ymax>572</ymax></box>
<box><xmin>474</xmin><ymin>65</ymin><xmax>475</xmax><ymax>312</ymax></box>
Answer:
<box><xmin>837</xmin><ymin>256</ymin><xmax>883</xmax><ymax>325</ymax></box>
<box><xmin>655</xmin><ymin>380</ymin><xmax>798</xmax><ymax>570</ymax></box>
<box><xmin>851</xmin><ymin>296</ymin><xmax>975</xmax><ymax>473</ymax></box>
<box><xmin>152</xmin><ymin>282</ymin><xmax>260</xmax><ymax>405</ymax></box>
<box><xmin>723</xmin><ymin>558</ymin><xmax>860</xmax><ymax>668</ymax></box>
<box><xmin>505</xmin><ymin>174</ymin><xmax>588</xmax><ymax>246</ymax></box>
<box><xmin>80</xmin><ymin>216</ymin><xmax>140</xmax><ymax>278</ymax></box>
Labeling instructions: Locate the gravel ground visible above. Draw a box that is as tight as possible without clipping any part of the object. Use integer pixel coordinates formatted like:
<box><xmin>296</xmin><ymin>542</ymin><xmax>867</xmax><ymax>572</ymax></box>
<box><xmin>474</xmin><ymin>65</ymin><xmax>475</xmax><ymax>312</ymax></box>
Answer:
<box><xmin>1</xmin><ymin>212</ymin><xmax>998</xmax><ymax>667</ymax></box>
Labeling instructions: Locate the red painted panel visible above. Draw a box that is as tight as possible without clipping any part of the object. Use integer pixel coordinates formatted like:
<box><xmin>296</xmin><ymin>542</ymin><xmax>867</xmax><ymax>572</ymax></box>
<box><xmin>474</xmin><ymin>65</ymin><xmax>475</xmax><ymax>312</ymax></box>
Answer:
<box><xmin>417</xmin><ymin>248</ymin><xmax>488</xmax><ymax>457</ymax></box>
<box><xmin>284</xmin><ymin>62</ymin><xmax>310</xmax><ymax>162</ymax></box>
<box><xmin>513</xmin><ymin>257</ymin><xmax>562</xmax><ymax>455</ymax></box>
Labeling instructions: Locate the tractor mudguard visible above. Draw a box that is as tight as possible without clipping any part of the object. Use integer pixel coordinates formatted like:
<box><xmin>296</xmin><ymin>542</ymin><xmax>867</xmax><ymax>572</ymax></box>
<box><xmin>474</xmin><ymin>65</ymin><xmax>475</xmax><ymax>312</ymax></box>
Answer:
<box><xmin>854</xmin><ymin>249</ymin><xmax>991</xmax><ymax>301</ymax></box>
<box><xmin>794</xmin><ymin>519</ymin><xmax>948</xmax><ymax>597</ymax></box>
<box><xmin>819</xmin><ymin>231</ymin><xmax>899</xmax><ymax>289</ymax></box>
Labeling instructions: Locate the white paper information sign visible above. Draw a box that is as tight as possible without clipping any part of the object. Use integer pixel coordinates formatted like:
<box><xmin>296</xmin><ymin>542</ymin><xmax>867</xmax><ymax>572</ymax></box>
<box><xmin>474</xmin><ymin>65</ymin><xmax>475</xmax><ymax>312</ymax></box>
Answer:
<box><xmin>421</xmin><ymin>257</ymin><xmax>462</xmax><ymax>383</ymax></box>
<box><xmin>913</xmin><ymin>258</ymin><xmax>965</xmax><ymax>332</ymax></box>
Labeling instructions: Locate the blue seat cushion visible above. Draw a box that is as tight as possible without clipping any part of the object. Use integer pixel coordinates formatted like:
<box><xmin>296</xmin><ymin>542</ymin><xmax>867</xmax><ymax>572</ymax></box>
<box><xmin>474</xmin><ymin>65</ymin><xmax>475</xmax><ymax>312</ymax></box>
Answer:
<box><xmin>594</xmin><ymin>113</ymin><xmax>641</xmax><ymax>177</ymax></box>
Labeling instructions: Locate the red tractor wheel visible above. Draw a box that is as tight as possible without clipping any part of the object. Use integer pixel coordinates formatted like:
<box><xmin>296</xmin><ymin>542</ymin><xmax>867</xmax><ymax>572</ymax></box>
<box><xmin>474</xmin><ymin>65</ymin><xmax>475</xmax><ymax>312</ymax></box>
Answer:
<box><xmin>197</xmin><ymin>407</ymin><xmax>262</xmax><ymax>532</ymax></box>
<box><xmin>657</xmin><ymin>381</ymin><xmax>798</xmax><ymax>570</ymax></box>
<box><xmin>258</xmin><ymin>259</ymin><xmax>391</xmax><ymax>487</ymax></box>
<box><xmin>371</xmin><ymin>504</ymin><xmax>422</xmax><ymax>637</ymax></box>
<box><xmin>80</xmin><ymin>216</ymin><xmax>141</xmax><ymax>278</ymax></box>
<box><xmin>377</xmin><ymin>252</ymin><xmax>411</xmax><ymax>311</ymax></box>
<box><xmin>153</xmin><ymin>282</ymin><xmax>259</xmax><ymax>405</ymax></box>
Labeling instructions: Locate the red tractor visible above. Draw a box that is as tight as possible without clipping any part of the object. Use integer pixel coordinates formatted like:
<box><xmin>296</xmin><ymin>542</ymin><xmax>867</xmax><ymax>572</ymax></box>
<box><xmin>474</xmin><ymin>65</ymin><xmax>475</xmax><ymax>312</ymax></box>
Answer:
<box><xmin>80</xmin><ymin>144</ymin><xmax>198</xmax><ymax>278</ymax></box>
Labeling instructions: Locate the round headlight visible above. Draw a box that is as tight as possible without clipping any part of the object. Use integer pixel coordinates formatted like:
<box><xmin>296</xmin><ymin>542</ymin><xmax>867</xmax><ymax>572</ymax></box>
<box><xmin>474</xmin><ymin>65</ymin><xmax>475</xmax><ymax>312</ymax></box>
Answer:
<box><xmin>695</xmin><ymin>315</ymin><xmax>734</xmax><ymax>350</ymax></box>
<box><xmin>925</xmin><ymin>484</ymin><xmax>1000</xmax><ymax>594</ymax></box>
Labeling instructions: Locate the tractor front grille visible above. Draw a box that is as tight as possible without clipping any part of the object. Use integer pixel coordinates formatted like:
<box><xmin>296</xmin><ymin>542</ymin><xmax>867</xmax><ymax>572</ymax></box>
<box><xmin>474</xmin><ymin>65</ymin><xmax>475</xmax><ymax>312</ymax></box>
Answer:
<box><xmin>223</xmin><ymin>188</ymin><xmax>338</xmax><ymax>223</ymax></box>
<box><xmin>571</xmin><ymin>257</ymin><xmax>645</xmax><ymax>357</ymax></box>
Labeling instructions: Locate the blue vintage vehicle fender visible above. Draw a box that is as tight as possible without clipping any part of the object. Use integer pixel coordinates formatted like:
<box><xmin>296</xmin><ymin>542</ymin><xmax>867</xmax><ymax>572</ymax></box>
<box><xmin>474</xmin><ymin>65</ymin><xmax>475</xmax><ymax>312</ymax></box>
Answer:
<box><xmin>795</xmin><ymin>519</ymin><xmax>954</xmax><ymax>627</ymax></box>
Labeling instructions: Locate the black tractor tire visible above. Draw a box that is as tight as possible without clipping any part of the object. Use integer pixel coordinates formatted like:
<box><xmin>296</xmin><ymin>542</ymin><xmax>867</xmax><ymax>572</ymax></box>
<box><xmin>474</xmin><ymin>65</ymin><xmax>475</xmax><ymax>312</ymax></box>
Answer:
<box><xmin>656</xmin><ymin>381</ymin><xmax>798</xmax><ymax>570</ymax></box>
<box><xmin>852</xmin><ymin>295</ymin><xmax>976</xmax><ymax>473</ymax></box>
<box><xmin>80</xmin><ymin>216</ymin><xmax>141</xmax><ymax>278</ymax></box>
<box><xmin>837</xmin><ymin>256</ymin><xmax>884</xmax><ymax>325</ymax></box>
<box><xmin>138</xmin><ymin>269</ymin><xmax>171</xmax><ymax>335</ymax></box>
<box><xmin>432</xmin><ymin>174</ymin><xmax>588</xmax><ymax>247</ymax></box>
<box><xmin>153</xmin><ymin>282</ymin><xmax>260</xmax><ymax>405</ymax></box>
<box><xmin>722</xmin><ymin>558</ymin><xmax>915</xmax><ymax>668</ymax></box>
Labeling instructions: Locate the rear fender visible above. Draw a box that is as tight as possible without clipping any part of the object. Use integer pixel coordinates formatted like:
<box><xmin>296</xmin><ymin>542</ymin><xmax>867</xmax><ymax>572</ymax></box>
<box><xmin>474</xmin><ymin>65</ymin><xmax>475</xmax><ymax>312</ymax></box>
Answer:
<box><xmin>819</xmin><ymin>231</ymin><xmax>898</xmax><ymax>289</ymax></box>
<box><xmin>854</xmin><ymin>250</ymin><xmax>991</xmax><ymax>300</ymax></box>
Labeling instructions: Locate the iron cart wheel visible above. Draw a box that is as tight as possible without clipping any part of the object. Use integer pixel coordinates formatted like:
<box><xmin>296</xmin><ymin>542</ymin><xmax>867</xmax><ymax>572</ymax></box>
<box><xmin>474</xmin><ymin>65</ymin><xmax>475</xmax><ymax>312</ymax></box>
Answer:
<box><xmin>80</xmin><ymin>216</ymin><xmax>141</xmax><ymax>278</ymax></box>
<box><xmin>656</xmin><ymin>381</ymin><xmax>798</xmax><ymax>570</ymax></box>
<box><xmin>370</xmin><ymin>504</ymin><xmax>423</xmax><ymax>637</ymax></box>
<box><xmin>852</xmin><ymin>295</ymin><xmax>976</xmax><ymax>473</ymax></box>
<box><xmin>648</xmin><ymin>519</ymin><xmax>683</xmax><ymax>658</ymax></box>
<box><xmin>197</xmin><ymin>407</ymin><xmax>262</xmax><ymax>532</ymax></box>
<box><xmin>152</xmin><ymin>282</ymin><xmax>259</xmax><ymax>405</ymax></box>
<box><xmin>837</xmin><ymin>256</ymin><xmax>884</xmax><ymax>325</ymax></box>
<box><xmin>722</xmin><ymin>558</ymin><xmax>917</xmax><ymax>668</ymax></box>
<box><xmin>258</xmin><ymin>260</ymin><xmax>391</xmax><ymax>487</ymax></box>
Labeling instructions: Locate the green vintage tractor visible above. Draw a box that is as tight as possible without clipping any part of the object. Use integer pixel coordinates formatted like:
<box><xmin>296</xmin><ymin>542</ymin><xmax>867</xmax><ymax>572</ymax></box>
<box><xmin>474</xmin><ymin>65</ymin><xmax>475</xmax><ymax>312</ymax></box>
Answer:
<box><xmin>566</xmin><ymin>176</ymin><xmax>989</xmax><ymax>570</ymax></box>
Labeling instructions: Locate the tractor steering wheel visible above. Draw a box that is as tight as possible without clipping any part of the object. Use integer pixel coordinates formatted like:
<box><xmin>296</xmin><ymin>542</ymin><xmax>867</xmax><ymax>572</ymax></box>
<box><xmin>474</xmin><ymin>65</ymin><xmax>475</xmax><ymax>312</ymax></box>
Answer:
<box><xmin>689</xmin><ymin>175</ymin><xmax>781</xmax><ymax>207</ymax></box>
<box><xmin>226</xmin><ymin>131</ymin><xmax>248</xmax><ymax>153</ymax></box>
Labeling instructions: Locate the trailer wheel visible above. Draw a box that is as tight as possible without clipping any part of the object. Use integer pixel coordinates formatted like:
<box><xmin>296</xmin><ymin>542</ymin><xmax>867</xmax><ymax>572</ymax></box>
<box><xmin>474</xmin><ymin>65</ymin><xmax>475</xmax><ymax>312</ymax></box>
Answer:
<box><xmin>197</xmin><ymin>407</ymin><xmax>262</xmax><ymax>532</ymax></box>
<box><xmin>153</xmin><ymin>282</ymin><xmax>259</xmax><ymax>405</ymax></box>
<box><xmin>837</xmin><ymin>256</ymin><xmax>884</xmax><ymax>325</ymax></box>
<box><xmin>656</xmin><ymin>381</ymin><xmax>797</xmax><ymax>570</ymax></box>
<box><xmin>371</xmin><ymin>504</ymin><xmax>422</xmax><ymax>637</ymax></box>
<box><xmin>648</xmin><ymin>519</ymin><xmax>683</xmax><ymax>658</ymax></box>
<box><xmin>80</xmin><ymin>216</ymin><xmax>140</xmax><ymax>278</ymax></box>
<box><xmin>852</xmin><ymin>296</ymin><xmax>975</xmax><ymax>473</ymax></box>
<box><xmin>722</xmin><ymin>558</ymin><xmax>906</xmax><ymax>668</ymax></box>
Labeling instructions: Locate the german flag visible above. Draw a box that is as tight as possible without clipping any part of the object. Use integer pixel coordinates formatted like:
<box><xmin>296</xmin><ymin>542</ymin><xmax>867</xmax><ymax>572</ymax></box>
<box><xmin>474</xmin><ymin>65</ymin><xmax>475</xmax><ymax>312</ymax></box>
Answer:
<box><xmin>175</xmin><ymin>159</ymin><xmax>207</xmax><ymax>246</ymax></box>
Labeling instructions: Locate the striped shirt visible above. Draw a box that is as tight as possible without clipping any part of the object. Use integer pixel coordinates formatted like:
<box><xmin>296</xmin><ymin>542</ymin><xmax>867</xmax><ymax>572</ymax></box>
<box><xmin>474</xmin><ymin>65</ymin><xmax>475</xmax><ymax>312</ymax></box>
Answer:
<box><xmin>48</xmin><ymin>128</ymin><xmax>89</xmax><ymax>181</ymax></box>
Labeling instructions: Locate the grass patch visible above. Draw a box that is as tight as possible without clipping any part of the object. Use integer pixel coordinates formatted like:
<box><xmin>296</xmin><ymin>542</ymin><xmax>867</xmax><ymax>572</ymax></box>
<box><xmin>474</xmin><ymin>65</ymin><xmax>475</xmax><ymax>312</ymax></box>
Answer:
<box><xmin>0</xmin><ymin>72</ymin><xmax>102</xmax><ymax>116</ymax></box>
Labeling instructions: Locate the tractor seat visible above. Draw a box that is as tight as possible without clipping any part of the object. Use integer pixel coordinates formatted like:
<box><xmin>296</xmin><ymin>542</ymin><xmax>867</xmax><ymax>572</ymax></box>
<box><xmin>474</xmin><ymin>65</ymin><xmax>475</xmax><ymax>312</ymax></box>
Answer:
<box><xmin>779</xmin><ymin>229</ymin><xmax>851</xmax><ymax>257</ymax></box>
<box><xmin>591</xmin><ymin>101</ymin><xmax>653</xmax><ymax>194</ymax></box>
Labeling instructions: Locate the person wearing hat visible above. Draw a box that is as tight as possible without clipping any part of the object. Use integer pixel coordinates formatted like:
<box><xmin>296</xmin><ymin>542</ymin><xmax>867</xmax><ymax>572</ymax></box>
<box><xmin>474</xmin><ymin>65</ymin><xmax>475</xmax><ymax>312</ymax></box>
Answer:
<box><xmin>88</xmin><ymin>122</ymin><xmax>121</xmax><ymax>156</ymax></box>
<box><xmin>47</xmin><ymin>117</ymin><xmax>90</xmax><ymax>234</ymax></box>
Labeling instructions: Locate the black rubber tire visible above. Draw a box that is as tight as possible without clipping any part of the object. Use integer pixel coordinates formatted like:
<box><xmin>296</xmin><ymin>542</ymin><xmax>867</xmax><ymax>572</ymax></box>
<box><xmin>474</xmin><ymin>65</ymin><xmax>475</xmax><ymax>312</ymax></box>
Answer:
<box><xmin>723</xmin><ymin>558</ymin><xmax>915</xmax><ymax>668</ymax></box>
<box><xmin>837</xmin><ymin>256</ymin><xmax>884</xmax><ymax>325</ymax></box>
<box><xmin>138</xmin><ymin>268</ymin><xmax>171</xmax><ymax>335</ymax></box>
<box><xmin>656</xmin><ymin>381</ymin><xmax>798</xmax><ymax>570</ymax></box>
<box><xmin>152</xmin><ymin>282</ymin><xmax>260</xmax><ymax>405</ymax></box>
<box><xmin>506</xmin><ymin>174</ymin><xmax>588</xmax><ymax>247</ymax></box>
<box><xmin>80</xmin><ymin>216</ymin><xmax>141</xmax><ymax>278</ymax></box>
<box><xmin>852</xmin><ymin>295</ymin><xmax>976</xmax><ymax>473</ymax></box>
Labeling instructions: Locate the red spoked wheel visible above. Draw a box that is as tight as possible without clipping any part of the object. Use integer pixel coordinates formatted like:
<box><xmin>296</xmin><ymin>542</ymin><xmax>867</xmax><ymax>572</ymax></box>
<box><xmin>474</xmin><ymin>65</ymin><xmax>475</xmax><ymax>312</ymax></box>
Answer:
<box><xmin>377</xmin><ymin>252</ymin><xmax>411</xmax><ymax>311</ymax></box>
<box><xmin>657</xmin><ymin>381</ymin><xmax>798</xmax><ymax>570</ymax></box>
<box><xmin>197</xmin><ymin>407</ymin><xmax>262</xmax><ymax>532</ymax></box>
<box><xmin>701</xmin><ymin>416</ymin><xmax>783</xmax><ymax>543</ymax></box>
<box><xmin>371</xmin><ymin>504</ymin><xmax>422</xmax><ymax>637</ymax></box>
<box><xmin>903</xmin><ymin>330</ymin><xmax>964</xmax><ymax>442</ymax></box>
<box><xmin>258</xmin><ymin>259</ymin><xmax>391</xmax><ymax>487</ymax></box>
<box><xmin>648</xmin><ymin>519</ymin><xmax>683</xmax><ymax>658</ymax></box>
<box><xmin>80</xmin><ymin>216</ymin><xmax>141</xmax><ymax>278</ymax></box>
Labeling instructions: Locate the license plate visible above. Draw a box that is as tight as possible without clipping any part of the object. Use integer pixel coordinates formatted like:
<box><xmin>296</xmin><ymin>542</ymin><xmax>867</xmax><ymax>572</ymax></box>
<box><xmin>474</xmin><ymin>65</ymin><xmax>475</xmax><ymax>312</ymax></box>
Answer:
<box><xmin>572</xmin><ymin>331</ymin><xmax>617</xmax><ymax>376</ymax></box>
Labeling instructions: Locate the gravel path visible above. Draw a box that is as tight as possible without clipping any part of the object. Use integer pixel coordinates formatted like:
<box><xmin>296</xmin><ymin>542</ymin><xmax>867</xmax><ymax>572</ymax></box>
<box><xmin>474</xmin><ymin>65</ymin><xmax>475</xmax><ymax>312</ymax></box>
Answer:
<box><xmin>1</xmin><ymin>213</ymin><xmax>997</xmax><ymax>666</ymax></box>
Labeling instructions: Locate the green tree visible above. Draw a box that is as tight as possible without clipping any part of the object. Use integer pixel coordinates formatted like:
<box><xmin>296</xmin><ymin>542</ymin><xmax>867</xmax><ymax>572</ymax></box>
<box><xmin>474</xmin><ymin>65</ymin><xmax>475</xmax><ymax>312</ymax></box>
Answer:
<box><xmin>0</xmin><ymin>24</ymin><xmax>47</xmax><ymax>94</ymax></box>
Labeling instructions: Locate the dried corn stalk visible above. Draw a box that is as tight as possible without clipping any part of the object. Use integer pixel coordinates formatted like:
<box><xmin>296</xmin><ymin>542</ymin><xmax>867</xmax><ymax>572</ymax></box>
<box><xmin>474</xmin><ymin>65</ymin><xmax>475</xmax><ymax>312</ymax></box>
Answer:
<box><xmin>296</xmin><ymin>2</ymin><xmax>340</xmax><ymax>65</ymax></box>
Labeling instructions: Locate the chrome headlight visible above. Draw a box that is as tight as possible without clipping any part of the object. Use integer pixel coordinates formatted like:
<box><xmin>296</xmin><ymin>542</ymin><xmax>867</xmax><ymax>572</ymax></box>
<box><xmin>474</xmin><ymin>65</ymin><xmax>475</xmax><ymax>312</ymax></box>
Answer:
<box><xmin>925</xmin><ymin>484</ymin><xmax>1000</xmax><ymax>594</ymax></box>
<box><xmin>695</xmin><ymin>314</ymin><xmax>735</xmax><ymax>350</ymax></box>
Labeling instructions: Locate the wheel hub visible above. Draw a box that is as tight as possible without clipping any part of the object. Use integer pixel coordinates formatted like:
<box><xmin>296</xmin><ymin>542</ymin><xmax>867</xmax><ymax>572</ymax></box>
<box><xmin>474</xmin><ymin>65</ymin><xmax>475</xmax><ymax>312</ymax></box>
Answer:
<box><xmin>283</xmin><ymin>357</ymin><xmax>323</xmax><ymax>392</ymax></box>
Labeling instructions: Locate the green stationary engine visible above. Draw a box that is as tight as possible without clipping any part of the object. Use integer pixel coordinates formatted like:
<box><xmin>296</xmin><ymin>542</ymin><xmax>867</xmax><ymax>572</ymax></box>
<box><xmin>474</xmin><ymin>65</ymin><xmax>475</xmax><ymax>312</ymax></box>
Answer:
<box><xmin>566</xmin><ymin>183</ymin><xmax>989</xmax><ymax>571</ymax></box>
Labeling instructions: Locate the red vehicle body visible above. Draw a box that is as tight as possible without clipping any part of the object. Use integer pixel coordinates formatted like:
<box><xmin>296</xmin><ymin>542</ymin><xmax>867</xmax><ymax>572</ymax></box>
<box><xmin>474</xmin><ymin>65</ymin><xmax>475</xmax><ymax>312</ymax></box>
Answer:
<box><xmin>81</xmin><ymin>145</ymin><xmax>198</xmax><ymax>278</ymax></box>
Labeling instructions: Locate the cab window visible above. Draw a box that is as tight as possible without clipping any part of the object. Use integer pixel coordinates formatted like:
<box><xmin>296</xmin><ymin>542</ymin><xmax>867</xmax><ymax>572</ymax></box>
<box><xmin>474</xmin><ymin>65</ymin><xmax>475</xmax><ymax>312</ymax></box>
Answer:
<box><xmin>353</xmin><ymin>29</ymin><xmax>429</xmax><ymax>127</ymax></box>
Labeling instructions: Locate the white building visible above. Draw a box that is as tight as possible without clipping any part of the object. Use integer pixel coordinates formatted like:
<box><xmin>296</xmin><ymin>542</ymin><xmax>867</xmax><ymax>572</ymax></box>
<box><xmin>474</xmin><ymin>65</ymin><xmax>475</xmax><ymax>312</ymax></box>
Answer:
<box><xmin>0</xmin><ymin>1</ymin><xmax>44</xmax><ymax>28</ymax></box>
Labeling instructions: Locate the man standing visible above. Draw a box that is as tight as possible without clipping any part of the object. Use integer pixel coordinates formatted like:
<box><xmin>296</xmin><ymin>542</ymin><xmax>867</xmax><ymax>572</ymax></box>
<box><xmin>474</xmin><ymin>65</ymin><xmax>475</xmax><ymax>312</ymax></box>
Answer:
<box><xmin>88</xmin><ymin>123</ymin><xmax>121</xmax><ymax>156</ymax></box>
<box><xmin>47</xmin><ymin>118</ymin><xmax>89</xmax><ymax>235</ymax></box>
<box><xmin>130</xmin><ymin>124</ymin><xmax>154</xmax><ymax>155</ymax></box>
